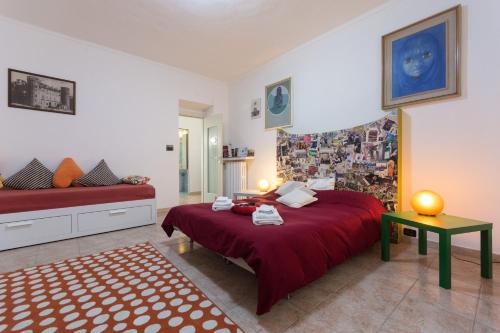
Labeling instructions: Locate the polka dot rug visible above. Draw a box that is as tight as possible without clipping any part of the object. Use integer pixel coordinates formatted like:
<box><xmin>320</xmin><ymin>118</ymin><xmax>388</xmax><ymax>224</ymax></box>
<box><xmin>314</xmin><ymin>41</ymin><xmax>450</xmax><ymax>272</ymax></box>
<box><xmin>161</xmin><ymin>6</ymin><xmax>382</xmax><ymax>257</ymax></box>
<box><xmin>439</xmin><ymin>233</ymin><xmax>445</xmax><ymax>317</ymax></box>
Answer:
<box><xmin>0</xmin><ymin>242</ymin><xmax>243</xmax><ymax>333</ymax></box>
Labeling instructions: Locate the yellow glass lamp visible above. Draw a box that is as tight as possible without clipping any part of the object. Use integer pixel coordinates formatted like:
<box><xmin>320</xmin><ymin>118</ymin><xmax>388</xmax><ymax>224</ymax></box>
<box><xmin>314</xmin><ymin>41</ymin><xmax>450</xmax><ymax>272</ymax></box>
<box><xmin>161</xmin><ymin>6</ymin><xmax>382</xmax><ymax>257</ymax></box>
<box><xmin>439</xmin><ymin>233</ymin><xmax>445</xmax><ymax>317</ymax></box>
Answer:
<box><xmin>411</xmin><ymin>190</ymin><xmax>444</xmax><ymax>216</ymax></box>
<box><xmin>258</xmin><ymin>179</ymin><xmax>270</xmax><ymax>193</ymax></box>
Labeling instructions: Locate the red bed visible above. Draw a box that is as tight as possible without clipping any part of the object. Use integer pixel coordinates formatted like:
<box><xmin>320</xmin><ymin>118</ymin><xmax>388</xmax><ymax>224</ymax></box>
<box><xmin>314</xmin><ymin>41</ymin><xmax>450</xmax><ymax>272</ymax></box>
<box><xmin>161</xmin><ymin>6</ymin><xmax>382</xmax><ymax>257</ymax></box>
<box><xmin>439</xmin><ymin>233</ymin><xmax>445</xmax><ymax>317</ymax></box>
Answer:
<box><xmin>0</xmin><ymin>184</ymin><xmax>155</xmax><ymax>214</ymax></box>
<box><xmin>162</xmin><ymin>190</ymin><xmax>386</xmax><ymax>315</ymax></box>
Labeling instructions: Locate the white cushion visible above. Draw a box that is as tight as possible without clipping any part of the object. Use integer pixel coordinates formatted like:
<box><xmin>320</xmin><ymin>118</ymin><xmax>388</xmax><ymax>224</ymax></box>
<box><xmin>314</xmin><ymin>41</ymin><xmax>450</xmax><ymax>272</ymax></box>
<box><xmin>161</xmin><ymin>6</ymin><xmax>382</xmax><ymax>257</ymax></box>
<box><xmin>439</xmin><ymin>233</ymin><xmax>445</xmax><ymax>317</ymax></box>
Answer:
<box><xmin>307</xmin><ymin>177</ymin><xmax>335</xmax><ymax>190</ymax></box>
<box><xmin>275</xmin><ymin>180</ymin><xmax>305</xmax><ymax>196</ymax></box>
<box><xmin>276</xmin><ymin>188</ymin><xmax>318</xmax><ymax>208</ymax></box>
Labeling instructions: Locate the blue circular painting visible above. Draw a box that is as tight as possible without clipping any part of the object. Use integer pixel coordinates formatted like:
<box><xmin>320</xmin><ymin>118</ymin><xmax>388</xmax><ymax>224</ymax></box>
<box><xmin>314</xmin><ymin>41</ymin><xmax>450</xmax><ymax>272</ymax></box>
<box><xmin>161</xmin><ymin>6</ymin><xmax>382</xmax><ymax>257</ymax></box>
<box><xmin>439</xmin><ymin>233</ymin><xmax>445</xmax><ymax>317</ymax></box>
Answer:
<box><xmin>267</xmin><ymin>85</ymin><xmax>289</xmax><ymax>115</ymax></box>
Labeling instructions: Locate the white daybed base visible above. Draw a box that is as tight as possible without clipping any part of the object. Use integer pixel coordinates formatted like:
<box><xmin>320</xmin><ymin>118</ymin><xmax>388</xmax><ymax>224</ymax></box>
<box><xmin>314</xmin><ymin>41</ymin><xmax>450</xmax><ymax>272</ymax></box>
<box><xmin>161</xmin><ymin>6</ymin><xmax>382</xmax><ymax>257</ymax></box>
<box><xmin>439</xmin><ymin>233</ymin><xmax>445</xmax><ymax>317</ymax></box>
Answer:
<box><xmin>0</xmin><ymin>198</ymin><xmax>156</xmax><ymax>251</ymax></box>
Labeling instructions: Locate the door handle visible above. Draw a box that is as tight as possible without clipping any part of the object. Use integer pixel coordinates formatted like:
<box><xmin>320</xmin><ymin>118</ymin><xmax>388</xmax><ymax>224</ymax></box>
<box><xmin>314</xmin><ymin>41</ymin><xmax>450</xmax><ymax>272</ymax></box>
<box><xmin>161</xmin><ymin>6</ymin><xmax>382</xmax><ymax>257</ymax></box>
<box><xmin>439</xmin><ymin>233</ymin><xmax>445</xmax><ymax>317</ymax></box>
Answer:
<box><xmin>109</xmin><ymin>209</ymin><xmax>127</xmax><ymax>216</ymax></box>
<box><xmin>5</xmin><ymin>221</ymin><xmax>34</xmax><ymax>229</ymax></box>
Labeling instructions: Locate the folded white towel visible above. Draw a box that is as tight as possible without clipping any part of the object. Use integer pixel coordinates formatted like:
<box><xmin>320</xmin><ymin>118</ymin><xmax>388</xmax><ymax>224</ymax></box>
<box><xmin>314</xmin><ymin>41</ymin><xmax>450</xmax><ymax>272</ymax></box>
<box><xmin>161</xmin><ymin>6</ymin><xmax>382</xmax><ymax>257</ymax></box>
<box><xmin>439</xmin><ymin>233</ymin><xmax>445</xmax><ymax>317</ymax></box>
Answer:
<box><xmin>252</xmin><ymin>205</ymin><xmax>283</xmax><ymax>225</ymax></box>
<box><xmin>212</xmin><ymin>197</ymin><xmax>234</xmax><ymax>211</ymax></box>
<box><xmin>215</xmin><ymin>196</ymin><xmax>230</xmax><ymax>203</ymax></box>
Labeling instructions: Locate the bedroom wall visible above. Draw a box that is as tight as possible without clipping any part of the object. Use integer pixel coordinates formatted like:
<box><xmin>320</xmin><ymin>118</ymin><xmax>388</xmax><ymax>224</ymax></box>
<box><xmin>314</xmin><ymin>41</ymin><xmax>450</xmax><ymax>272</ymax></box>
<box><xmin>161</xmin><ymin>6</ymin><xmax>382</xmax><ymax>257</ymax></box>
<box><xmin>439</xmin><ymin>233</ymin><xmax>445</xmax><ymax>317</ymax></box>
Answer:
<box><xmin>0</xmin><ymin>16</ymin><xmax>228</xmax><ymax>209</ymax></box>
<box><xmin>178</xmin><ymin>116</ymin><xmax>203</xmax><ymax>193</ymax></box>
<box><xmin>227</xmin><ymin>0</ymin><xmax>500</xmax><ymax>253</ymax></box>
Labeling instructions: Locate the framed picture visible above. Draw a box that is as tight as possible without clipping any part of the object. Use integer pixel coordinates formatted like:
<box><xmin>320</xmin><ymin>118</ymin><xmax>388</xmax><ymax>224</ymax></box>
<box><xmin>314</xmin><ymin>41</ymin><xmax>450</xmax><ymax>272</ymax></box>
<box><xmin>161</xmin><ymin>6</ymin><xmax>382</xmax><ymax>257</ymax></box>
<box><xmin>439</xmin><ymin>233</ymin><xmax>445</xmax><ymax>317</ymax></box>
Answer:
<box><xmin>382</xmin><ymin>6</ymin><xmax>460</xmax><ymax>109</ymax></box>
<box><xmin>265</xmin><ymin>77</ymin><xmax>292</xmax><ymax>129</ymax></box>
<box><xmin>251</xmin><ymin>98</ymin><xmax>261</xmax><ymax>119</ymax></box>
<box><xmin>8</xmin><ymin>69</ymin><xmax>76</xmax><ymax>115</ymax></box>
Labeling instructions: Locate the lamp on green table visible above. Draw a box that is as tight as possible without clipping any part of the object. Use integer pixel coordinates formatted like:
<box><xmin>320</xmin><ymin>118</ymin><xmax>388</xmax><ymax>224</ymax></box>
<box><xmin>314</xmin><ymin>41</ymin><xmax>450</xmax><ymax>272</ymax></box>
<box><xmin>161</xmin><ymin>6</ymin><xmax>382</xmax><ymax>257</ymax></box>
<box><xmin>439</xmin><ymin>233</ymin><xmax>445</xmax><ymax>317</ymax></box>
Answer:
<box><xmin>411</xmin><ymin>190</ymin><xmax>444</xmax><ymax>216</ymax></box>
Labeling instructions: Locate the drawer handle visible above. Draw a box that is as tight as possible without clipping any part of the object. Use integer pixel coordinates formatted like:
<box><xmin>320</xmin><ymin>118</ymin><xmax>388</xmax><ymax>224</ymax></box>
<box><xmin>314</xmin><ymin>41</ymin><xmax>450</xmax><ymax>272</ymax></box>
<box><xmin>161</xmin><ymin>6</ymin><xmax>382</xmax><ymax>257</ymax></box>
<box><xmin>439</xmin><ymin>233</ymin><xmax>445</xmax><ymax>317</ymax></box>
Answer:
<box><xmin>5</xmin><ymin>221</ymin><xmax>34</xmax><ymax>229</ymax></box>
<box><xmin>109</xmin><ymin>209</ymin><xmax>128</xmax><ymax>216</ymax></box>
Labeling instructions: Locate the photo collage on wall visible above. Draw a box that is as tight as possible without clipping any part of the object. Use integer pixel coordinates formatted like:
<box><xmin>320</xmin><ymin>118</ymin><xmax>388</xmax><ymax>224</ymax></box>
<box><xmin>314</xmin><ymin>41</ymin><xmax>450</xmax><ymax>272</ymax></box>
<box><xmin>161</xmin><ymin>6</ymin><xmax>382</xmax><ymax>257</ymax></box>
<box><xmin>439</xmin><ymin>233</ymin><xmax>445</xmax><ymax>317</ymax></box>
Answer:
<box><xmin>277</xmin><ymin>111</ymin><xmax>400</xmax><ymax>212</ymax></box>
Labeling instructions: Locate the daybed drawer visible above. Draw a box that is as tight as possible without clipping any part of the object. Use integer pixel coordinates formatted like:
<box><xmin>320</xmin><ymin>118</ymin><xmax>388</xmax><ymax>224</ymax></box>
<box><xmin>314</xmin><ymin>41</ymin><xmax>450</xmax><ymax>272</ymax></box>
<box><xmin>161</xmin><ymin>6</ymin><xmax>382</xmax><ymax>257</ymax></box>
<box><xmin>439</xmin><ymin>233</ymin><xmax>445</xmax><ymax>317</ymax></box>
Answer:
<box><xmin>77</xmin><ymin>205</ymin><xmax>153</xmax><ymax>232</ymax></box>
<box><xmin>0</xmin><ymin>215</ymin><xmax>72</xmax><ymax>250</ymax></box>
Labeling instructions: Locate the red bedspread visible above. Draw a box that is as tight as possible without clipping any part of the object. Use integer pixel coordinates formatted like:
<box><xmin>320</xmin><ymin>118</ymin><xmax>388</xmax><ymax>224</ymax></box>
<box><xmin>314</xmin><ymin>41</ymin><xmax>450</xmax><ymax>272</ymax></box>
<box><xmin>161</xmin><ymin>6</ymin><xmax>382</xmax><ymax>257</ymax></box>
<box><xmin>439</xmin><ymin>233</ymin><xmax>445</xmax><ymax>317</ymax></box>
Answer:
<box><xmin>0</xmin><ymin>184</ymin><xmax>155</xmax><ymax>214</ymax></box>
<box><xmin>162</xmin><ymin>190</ymin><xmax>386</xmax><ymax>315</ymax></box>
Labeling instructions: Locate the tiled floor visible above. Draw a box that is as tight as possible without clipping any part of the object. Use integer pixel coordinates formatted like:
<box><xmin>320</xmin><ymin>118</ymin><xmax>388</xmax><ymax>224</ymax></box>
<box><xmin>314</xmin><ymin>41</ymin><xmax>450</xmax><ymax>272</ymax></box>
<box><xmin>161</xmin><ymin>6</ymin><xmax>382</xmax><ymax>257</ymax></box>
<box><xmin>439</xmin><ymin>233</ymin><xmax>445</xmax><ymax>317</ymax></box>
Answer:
<box><xmin>1</xmin><ymin>211</ymin><xmax>499</xmax><ymax>333</ymax></box>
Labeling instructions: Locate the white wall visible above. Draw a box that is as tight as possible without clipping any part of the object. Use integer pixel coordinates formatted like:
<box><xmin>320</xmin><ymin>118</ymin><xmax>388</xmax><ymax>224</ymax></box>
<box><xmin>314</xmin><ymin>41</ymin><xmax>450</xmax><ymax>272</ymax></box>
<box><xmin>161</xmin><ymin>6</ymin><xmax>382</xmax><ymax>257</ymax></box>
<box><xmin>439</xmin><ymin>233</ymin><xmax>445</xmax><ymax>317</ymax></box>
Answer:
<box><xmin>227</xmin><ymin>0</ymin><xmax>500</xmax><ymax>253</ymax></box>
<box><xmin>0</xmin><ymin>16</ymin><xmax>228</xmax><ymax>209</ymax></box>
<box><xmin>178</xmin><ymin>116</ymin><xmax>203</xmax><ymax>193</ymax></box>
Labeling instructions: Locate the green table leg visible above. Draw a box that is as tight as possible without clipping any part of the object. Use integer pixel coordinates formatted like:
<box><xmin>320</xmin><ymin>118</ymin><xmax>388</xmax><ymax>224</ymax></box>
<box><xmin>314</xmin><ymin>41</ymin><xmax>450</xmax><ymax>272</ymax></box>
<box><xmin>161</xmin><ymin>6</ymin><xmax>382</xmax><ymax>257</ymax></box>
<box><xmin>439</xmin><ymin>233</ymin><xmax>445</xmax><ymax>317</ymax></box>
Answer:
<box><xmin>381</xmin><ymin>216</ymin><xmax>391</xmax><ymax>261</ymax></box>
<box><xmin>481</xmin><ymin>229</ymin><xmax>492</xmax><ymax>279</ymax></box>
<box><xmin>439</xmin><ymin>232</ymin><xmax>452</xmax><ymax>289</ymax></box>
<box><xmin>418</xmin><ymin>228</ymin><xmax>427</xmax><ymax>255</ymax></box>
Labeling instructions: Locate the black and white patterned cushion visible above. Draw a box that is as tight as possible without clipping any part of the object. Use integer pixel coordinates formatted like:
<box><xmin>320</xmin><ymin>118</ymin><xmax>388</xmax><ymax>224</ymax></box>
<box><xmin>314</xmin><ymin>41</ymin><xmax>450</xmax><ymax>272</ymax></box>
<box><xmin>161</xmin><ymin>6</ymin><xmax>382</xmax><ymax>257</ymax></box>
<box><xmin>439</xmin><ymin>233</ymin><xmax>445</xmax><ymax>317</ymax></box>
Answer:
<box><xmin>75</xmin><ymin>160</ymin><xmax>121</xmax><ymax>186</ymax></box>
<box><xmin>4</xmin><ymin>158</ymin><xmax>54</xmax><ymax>190</ymax></box>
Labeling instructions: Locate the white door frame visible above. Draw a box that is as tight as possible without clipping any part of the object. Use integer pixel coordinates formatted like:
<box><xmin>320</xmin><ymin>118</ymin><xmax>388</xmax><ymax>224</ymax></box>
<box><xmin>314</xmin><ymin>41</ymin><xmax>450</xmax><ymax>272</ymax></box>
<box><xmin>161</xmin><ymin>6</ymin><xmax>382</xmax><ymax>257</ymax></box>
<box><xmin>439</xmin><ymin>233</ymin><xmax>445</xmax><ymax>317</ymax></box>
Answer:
<box><xmin>202</xmin><ymin>113</ymin><xmax>223</xmax><ymax>203</ymax></box>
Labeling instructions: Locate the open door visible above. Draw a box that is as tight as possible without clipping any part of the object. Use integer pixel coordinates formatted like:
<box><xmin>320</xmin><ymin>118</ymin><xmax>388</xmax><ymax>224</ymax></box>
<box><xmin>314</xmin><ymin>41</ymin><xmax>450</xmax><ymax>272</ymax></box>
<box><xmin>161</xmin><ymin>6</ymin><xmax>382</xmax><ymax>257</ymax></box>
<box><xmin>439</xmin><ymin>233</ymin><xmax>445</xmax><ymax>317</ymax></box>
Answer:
<box><xmin>203</xmin><ymin>113</ymin><xmax>223</xmax><ymax>202</ymax></box>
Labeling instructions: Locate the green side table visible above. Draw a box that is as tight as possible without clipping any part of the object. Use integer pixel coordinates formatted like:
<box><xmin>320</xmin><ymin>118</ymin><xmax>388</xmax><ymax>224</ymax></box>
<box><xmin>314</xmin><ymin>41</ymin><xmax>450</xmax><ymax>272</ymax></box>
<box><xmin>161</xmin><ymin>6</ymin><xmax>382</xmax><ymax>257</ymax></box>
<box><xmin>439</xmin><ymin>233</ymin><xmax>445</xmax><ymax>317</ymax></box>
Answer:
<box><xmin>381</xmin><ymin>211</ymin><xmax>493</xmax><ymax>289</ymax></box>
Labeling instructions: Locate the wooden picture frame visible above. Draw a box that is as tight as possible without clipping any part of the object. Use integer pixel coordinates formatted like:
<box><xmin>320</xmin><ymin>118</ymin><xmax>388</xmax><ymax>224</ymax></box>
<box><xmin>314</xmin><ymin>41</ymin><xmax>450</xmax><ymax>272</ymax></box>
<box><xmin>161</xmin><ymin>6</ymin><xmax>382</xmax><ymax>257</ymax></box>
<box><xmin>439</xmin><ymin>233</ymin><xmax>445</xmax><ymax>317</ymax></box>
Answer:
<box><xmin>8</xmin><ymin>68</ymin><xmax>76</xmax><ymax>115</ymax></box>
<box><xmin>265</xmin><ymin>77</ymin><xmax>292</xmax><ymax>129</ymax></box>
<box><xmin>382</xmin><ymin>6</ymin><xmax>461</xmax><ymax>109</ymax></box>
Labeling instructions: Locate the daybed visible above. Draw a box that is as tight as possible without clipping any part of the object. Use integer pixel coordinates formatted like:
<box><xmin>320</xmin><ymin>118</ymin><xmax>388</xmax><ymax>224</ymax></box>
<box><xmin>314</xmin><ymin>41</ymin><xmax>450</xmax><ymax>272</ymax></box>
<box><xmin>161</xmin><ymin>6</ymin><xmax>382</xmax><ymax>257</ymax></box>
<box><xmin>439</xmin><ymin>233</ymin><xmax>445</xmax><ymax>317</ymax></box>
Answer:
<box><xmin>162</xmin><ymin>190</ymin><xmax>386</xmax><ymax>315</ymax></box>
<box><xmin>0</xmin><ymin>184</ymin><xmax>156</xmax><ymax>251</ymax></box>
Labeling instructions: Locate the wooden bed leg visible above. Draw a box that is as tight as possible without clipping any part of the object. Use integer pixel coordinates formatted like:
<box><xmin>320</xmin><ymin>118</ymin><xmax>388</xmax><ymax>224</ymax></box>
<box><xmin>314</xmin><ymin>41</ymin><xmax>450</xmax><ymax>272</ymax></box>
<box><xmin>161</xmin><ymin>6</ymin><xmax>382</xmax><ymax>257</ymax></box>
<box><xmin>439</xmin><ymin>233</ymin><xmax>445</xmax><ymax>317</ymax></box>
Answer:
<box><xmin>189</xmin><ymin>238</ymin><xmax>194</xmax><ymax>250</ymax></box>
<box><xmin>287</xmin><ymin>293</ymin><xmax>292</xmax><ymax>300</ymax></box>
<box><xmin>223</xmin><ymin>257</ymin><xmax>231</xmax><ymax>265</ymax></box>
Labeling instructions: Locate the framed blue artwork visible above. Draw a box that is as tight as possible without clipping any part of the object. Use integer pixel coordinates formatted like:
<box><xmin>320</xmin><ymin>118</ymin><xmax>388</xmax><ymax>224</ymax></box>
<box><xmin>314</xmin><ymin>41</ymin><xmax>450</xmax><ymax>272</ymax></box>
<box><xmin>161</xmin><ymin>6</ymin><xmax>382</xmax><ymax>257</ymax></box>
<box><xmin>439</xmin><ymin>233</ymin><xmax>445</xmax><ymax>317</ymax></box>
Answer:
<box><xmin>382</xmin><ymin>6</ymin><xmax>460</xmax><ymax>109</ymax></box>
<box><xmin>265</xmin><ymin>77</ymin><xmax>292</xmax><ymax>129</ymax></box>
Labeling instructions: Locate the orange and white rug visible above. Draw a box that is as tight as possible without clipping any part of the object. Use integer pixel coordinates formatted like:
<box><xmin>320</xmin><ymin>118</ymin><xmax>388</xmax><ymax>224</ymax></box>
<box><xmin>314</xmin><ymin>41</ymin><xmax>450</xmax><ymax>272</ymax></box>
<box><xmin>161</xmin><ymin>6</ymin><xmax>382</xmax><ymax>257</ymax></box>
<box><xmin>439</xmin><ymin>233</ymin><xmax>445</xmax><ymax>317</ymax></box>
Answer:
<box><xmin>0</xmin><ymin>242</ymin><xmax>242</xmax><ymax>332</ymax></box>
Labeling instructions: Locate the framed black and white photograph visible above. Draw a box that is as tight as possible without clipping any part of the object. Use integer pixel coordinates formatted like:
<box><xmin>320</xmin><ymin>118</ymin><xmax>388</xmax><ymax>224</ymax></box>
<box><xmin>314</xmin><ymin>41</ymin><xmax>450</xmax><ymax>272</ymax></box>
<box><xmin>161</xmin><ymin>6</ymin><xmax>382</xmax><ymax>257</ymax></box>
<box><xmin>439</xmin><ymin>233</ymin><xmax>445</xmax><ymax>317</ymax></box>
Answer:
<box><xmin>8</xmin><ymin>69</ymin><xmax>76</xmax><ymax>115</ymax></box>
<box><xmin>251</xmin><ymin>98</ymin><xmax>261</xmax><ymax>119</ymax></box>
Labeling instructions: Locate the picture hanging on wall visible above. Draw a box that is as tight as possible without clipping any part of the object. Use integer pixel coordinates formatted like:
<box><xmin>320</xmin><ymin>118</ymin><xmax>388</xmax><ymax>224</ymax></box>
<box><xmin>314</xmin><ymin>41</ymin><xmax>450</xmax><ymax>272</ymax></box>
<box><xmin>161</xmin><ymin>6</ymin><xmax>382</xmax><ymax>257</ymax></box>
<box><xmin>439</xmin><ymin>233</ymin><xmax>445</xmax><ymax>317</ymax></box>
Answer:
<box><xmin>382</xmin><ymin>6</ymin><xmax>460</xmax><ymax>109</ymax></box>
<box><xmin>265</xmin><ymin>77</ymin><xmax>292</xmax><ymax>129</ymax></box>
<box><xmin>251</xmin><ymin>98</ymin><xmax>261</xmax><ymax>119</ymax></box>
<box><xmin>8</xmin><ymin>68</ymin><xmax>76</xmax><ymax>115</ymax></box>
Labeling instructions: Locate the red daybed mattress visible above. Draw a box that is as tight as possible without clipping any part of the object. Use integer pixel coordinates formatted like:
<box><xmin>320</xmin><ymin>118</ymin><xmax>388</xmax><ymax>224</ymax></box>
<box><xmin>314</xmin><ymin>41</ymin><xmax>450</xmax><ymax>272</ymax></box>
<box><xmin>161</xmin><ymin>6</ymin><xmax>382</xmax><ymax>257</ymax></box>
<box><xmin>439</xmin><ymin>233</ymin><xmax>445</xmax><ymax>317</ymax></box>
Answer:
<box><xmin>162</xmin><ymin>190</ymin><xmax>386</xmax><ymax>315</ymax></box>
<box><xmin>0</xmin><ymin>184</ymin><xmax>155</xmax><ymax>214</ymax></box>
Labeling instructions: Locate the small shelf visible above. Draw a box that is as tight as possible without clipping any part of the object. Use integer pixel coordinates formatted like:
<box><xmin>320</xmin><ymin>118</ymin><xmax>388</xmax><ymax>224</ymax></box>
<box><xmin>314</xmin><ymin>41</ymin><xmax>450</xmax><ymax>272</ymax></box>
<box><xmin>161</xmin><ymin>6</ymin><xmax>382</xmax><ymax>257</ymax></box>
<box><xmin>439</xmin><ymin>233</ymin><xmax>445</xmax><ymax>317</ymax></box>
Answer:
<box><xmin>223</xmin><ymin>157</ymin><xmax>255</xmax><ymax>162</ymax></box>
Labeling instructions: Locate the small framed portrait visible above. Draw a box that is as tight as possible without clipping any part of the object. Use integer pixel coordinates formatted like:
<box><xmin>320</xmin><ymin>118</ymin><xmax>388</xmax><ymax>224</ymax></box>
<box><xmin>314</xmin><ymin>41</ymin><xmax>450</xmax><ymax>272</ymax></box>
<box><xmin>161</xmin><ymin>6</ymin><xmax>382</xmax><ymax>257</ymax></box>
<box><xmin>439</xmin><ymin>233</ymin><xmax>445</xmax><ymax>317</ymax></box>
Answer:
<box><xmin>251</xmin><ymin>98</ymin><xmax>261</xmax><ymax>119</ymax></box>
<box><xmin>8</xmin><ymin>69</ymin><xmax>76</xmax><ymax>115</ymax></box>
<box><xmin>382</xmin><ymin>6</ymin><xmax>460</xmax><ymax>109</ymax></box>
<box><xmin>265</xmin><ymin>77</ymin><xmax>292</xmax><ymax>129</ymax></box>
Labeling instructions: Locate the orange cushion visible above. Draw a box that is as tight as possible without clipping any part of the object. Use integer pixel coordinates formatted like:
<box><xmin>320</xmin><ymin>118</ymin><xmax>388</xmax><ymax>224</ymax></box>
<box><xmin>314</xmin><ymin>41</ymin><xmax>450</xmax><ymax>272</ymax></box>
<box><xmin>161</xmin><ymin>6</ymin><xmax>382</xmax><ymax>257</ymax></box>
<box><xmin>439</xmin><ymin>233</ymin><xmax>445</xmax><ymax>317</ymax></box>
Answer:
<box><xmin>53</xmin><ymin>158</ymin><xmax>84</xmax><ymax>188</ymax></box>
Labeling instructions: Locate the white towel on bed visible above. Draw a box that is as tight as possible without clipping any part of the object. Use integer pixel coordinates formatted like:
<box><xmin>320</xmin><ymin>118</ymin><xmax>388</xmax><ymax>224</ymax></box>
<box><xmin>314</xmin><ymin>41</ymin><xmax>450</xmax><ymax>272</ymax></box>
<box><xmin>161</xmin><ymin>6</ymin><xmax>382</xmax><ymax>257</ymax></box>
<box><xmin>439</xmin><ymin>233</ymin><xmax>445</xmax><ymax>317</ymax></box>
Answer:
<box><xmin>212</xmin><ymin>196</ymin><xmax>234</xmax><ymax>211</ymax></box>
<box><xmin>252</xmin><ymin>205</ymin><xmax>283</xmax><ymax>225</ymax></box>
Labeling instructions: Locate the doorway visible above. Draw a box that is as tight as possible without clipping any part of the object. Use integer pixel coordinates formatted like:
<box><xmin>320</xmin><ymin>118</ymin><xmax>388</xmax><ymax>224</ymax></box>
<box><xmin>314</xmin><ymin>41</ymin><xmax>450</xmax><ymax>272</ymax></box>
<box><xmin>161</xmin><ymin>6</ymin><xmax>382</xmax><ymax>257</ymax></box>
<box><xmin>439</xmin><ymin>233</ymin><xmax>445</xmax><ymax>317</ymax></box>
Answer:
<box><xmin>178</xmin><ymin>116</ymin><xmax>203</xmax><ymax>205</ymax></box>
<box><xmin>178</xmin><ymin>99</ymin><xmax>223</xmax><ymax>205</ymax></box>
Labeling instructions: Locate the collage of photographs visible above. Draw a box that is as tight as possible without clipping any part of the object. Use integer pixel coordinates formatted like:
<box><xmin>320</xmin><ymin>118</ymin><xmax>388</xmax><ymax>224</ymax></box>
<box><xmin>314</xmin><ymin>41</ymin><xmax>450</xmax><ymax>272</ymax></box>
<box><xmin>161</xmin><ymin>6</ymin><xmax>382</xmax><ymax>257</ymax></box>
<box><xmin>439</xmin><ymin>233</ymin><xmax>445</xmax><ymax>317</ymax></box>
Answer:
<box><xmin>277</xmin><ymin>112</ymin><xmax>400</xmax><ymax>212</ymax></box>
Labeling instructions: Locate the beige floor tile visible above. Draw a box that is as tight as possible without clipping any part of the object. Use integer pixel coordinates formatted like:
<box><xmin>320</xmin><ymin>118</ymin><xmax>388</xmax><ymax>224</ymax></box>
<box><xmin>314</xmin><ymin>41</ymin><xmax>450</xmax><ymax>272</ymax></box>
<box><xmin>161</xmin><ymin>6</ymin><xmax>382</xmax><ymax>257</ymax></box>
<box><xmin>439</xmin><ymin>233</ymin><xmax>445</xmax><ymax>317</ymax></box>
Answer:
<box><xmin>228</xmin><ymin>298</ymin><xmax>303</xmax><ymax>333</ymax></box>
<box><xmin>36</xmin><ymin>238</ymin><xmax>80</xmax><ymax>265</ymax></box>
<box><xmin>290</xmin><ymin>280</ymin><xmax>405</xmax><ymax>333</ymax></box>
<box><xmin>481</xmin><ymin>279</ymin><xmax>500</xmax><ymax>306</ymax></box>
<box><xmin>0</xmin><ymin>245</ymin><xmax>39</xmax><ymax>273</ymax></box>
<box><xmin>421</xmin><ymin>266</ymin><xmax>482</xmax><ymax>297</ymax></box>
<box><xmin>474</xmin><ymin>322</ymin><xmax>500</xmax><ymax>333</ymax></box>
<box><xmin>476</xmin><ymin>299</ymin><xmax>500</xmax><ymax>331</ymax></box>
<box><xmin>406</xmin><ymin>279</ymin><xmax>479</xmax><ymax>319</ymax></box>
<box><xmin>380</xmin><ymin>296</ymin><xmax>474</xmax><ymax>333</ymax></box>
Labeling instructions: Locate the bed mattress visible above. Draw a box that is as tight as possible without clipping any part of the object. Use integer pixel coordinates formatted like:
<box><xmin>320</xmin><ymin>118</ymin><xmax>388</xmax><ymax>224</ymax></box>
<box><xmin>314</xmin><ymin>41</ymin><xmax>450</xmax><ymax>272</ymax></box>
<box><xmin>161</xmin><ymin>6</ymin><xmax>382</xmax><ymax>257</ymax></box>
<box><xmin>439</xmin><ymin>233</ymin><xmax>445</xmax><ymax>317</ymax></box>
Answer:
<box><xmin>0</xmin><ymin>184</ymin><xmax>155</xmax><ymax>214</ymax></box>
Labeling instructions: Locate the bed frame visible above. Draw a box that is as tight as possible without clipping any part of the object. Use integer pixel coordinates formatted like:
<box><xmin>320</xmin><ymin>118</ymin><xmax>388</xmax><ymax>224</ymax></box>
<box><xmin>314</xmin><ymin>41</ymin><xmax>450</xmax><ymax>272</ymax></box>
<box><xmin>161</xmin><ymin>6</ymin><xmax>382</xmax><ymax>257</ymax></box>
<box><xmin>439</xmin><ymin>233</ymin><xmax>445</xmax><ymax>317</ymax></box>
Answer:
<box><xmin>0</xmin><ymin>199</ymin><xmax>156</xmax><ymax>251</ymax></box>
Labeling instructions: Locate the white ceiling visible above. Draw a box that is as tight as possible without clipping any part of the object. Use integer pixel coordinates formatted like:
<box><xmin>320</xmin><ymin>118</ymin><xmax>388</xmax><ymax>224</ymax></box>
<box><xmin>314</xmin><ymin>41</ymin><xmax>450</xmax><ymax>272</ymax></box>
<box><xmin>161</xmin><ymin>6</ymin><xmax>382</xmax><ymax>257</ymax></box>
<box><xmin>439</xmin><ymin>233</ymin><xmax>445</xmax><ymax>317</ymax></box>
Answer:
<box><xmin>0</xmin><ymin>0</ymin><xmax>388</xmax><ymax>81</ymax></box>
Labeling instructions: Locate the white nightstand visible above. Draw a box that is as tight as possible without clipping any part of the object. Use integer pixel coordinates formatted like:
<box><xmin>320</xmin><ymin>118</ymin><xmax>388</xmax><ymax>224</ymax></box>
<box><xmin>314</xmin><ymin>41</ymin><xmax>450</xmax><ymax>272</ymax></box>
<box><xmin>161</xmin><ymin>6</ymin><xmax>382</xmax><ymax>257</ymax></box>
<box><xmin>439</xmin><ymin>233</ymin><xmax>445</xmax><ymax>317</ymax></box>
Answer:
<box><xmin>232</xmin><ymin>189</ymin><xmax>264</xmax><ymax>200</ymax></box>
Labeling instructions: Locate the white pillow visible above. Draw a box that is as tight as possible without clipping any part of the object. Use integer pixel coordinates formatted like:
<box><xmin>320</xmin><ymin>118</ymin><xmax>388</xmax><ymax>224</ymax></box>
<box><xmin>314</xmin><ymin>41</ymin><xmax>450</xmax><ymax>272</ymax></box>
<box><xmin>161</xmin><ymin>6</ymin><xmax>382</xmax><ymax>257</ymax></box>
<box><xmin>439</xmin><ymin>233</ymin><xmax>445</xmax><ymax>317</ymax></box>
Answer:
<box><xmin>275</xmin><ymin>180</ymin><xmax>305</xmax><ymax>196</ymax></box>
<box><xmin>276</xmin><ymin>188</ymin><xmax>318</xmax><ymax>208</ymax></box>
<box><xmin>307</xmin><ymin>177</ymin><xmax>335</xmax><ymax>190</ymax></box>
<box><xmin>298</xmin><ymin>187</ymin><xmax>317</xmax><ymax>196</ymax></box>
